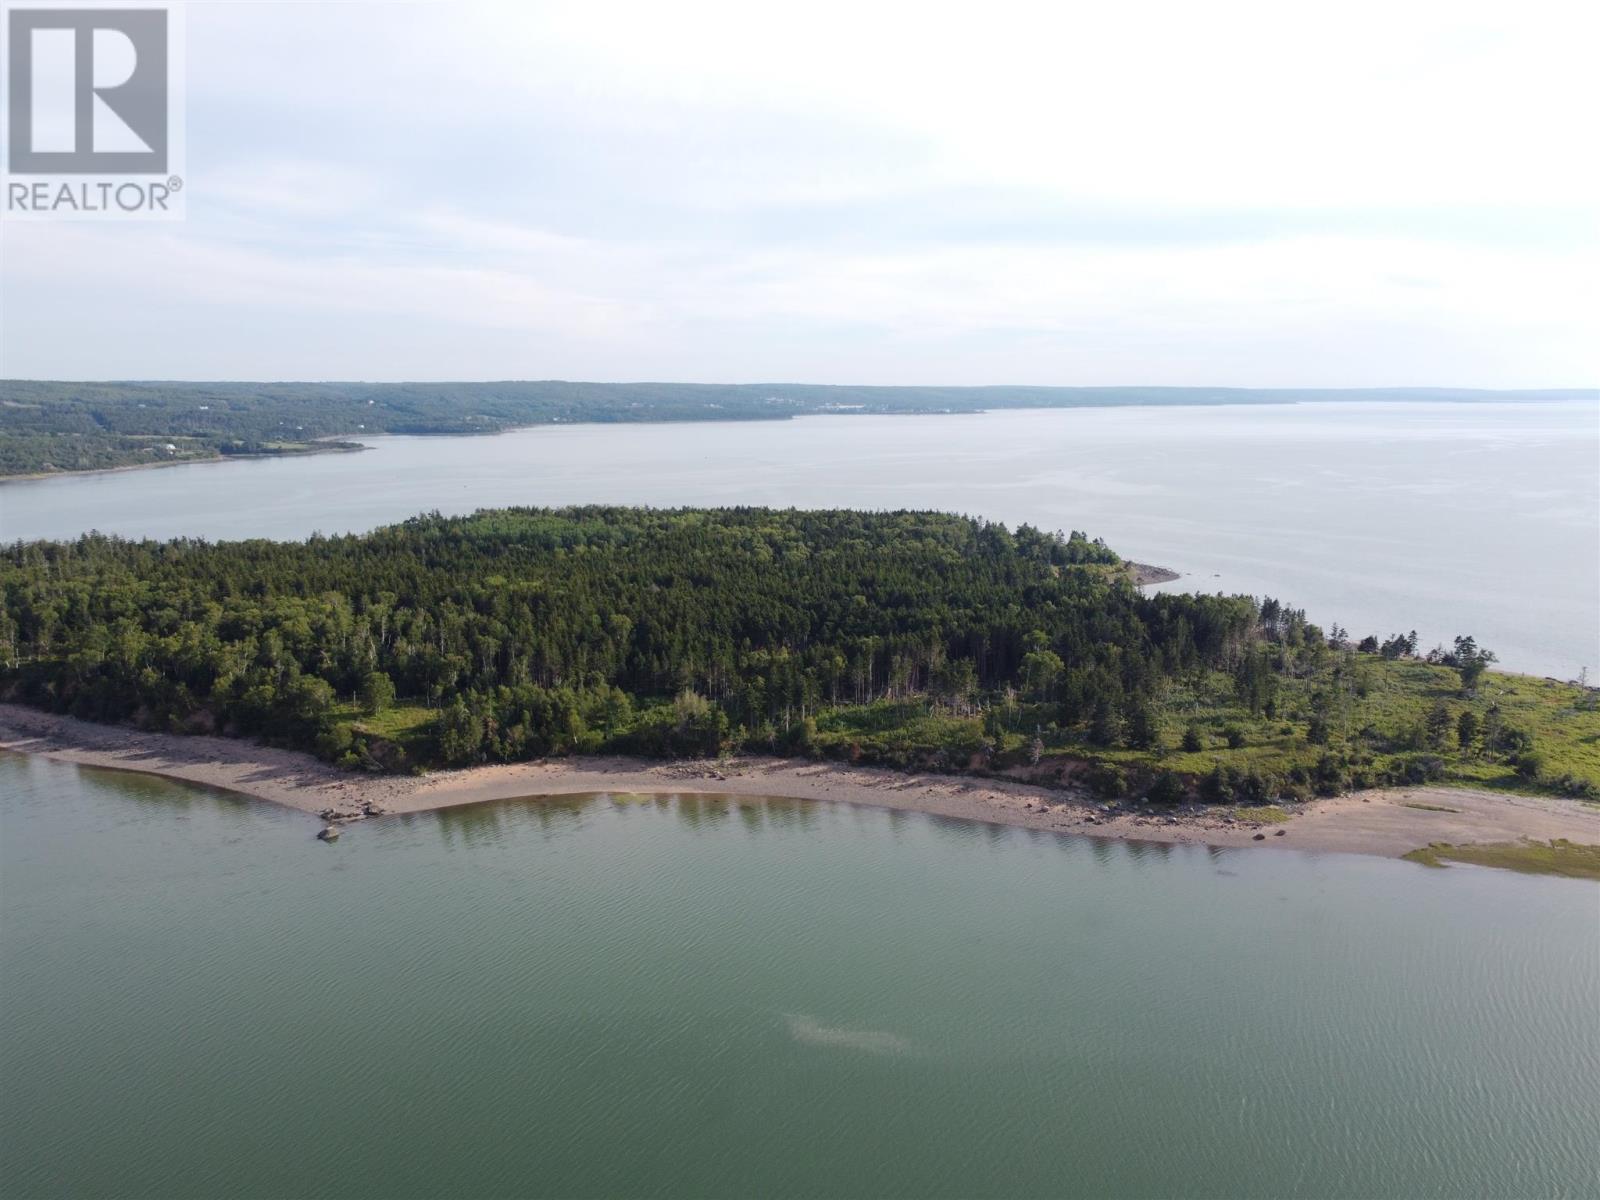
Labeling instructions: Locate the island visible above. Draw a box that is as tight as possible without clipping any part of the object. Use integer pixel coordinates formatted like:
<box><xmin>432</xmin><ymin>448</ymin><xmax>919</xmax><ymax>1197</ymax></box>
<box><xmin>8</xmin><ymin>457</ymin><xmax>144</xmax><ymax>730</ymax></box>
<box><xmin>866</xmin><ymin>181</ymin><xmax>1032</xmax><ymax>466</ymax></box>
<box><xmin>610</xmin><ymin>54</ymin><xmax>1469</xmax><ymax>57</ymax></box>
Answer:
<box><xmin>2</xmin><ymin>507</ymin><xmax>1596</xmax><ymax>871</ymax></box>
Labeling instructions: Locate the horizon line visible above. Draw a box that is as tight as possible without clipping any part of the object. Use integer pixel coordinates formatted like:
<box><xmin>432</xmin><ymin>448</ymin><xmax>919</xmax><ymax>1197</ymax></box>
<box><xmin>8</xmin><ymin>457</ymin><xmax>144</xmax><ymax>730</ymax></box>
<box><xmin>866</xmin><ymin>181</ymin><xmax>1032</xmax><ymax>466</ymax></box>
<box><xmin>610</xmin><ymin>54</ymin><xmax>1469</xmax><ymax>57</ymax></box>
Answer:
<box><xmin>3</xmin><ymin>379</ymin><xmax>1595</xmax><ymax>393</ymax></box>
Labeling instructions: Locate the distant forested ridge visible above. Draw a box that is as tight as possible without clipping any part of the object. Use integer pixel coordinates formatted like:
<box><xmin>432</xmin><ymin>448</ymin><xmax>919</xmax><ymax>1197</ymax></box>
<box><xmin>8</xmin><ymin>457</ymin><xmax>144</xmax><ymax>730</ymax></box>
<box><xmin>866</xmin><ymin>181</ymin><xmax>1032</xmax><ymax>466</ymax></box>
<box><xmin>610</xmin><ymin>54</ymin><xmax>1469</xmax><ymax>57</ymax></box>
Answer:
<box><xmin>3</xmin><ymin>507</ymin><xmax>1594</xmax><ymax>801</ymax></box>
<box><xmin>2</xmin><ymin>380</ymin><xmax>1592</xmax><ymax>476</ymax></box>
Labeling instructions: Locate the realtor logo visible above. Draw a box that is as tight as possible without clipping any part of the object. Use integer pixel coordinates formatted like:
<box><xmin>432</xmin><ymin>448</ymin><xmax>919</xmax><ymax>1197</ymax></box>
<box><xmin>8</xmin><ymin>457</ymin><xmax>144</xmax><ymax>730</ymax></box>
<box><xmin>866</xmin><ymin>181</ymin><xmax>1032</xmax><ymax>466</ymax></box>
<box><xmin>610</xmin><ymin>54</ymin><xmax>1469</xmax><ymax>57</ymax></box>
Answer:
<box><xmin>3</xmin><ymin>3</ymin><xmax>184</xmax><ymax>218</ymax></box>
<box><xmin>8</xmin><ymin>7</ymin><xmax>167</xmax><ymax>171</ymax></box>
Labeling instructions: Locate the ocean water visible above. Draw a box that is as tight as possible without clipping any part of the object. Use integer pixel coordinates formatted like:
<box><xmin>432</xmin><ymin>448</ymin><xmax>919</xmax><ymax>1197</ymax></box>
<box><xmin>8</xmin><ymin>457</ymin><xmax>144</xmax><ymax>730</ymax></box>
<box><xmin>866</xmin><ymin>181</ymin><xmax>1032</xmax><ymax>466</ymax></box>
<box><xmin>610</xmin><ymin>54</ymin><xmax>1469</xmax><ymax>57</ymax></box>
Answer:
<box><xmin>2</xmin><ymin>399</ymin><xmax>1595</xmax><ymax>677</ymax></box>
<box><xmin>2</xmin><ymin>754</ymin><xmax>1597</xmax><ymax>1199</ymax></box>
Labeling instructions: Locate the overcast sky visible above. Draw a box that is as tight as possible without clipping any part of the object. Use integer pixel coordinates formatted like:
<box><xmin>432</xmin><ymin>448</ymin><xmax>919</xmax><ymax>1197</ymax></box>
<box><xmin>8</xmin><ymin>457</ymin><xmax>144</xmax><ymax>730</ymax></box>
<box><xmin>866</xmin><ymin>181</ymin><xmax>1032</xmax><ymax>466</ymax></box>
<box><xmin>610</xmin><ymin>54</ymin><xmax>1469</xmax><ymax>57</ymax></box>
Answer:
<box><xmin>1</xmin><ymin>0</ymin><xmax>1594</xmax><ymax>385</ymax></box>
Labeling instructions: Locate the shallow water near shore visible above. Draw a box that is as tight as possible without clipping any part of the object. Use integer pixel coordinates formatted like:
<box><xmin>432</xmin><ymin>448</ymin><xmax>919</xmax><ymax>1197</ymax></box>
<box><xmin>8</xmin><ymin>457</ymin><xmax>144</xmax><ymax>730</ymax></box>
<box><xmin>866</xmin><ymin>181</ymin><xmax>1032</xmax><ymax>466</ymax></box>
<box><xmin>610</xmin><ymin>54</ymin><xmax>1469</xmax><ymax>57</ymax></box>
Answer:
<box><xmin>2</xmin><ymin>399</ymin><xmax>1595</xmax><ymax>677</ymax></box>
<box><xmin>3</xmin><ymin>754</ymin><xmax>1597</xmax><ymax>1199</ymax></box>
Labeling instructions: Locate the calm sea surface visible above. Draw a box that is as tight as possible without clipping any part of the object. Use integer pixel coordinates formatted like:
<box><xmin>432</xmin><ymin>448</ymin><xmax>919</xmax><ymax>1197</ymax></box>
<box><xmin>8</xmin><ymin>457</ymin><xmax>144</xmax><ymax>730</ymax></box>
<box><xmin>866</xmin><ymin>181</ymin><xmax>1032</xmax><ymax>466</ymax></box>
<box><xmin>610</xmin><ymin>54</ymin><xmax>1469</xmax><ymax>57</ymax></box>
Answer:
<box><xmin>1</xmin><ymin>399</ymin><xmax>1595</xmax><ymax>677</ymax></box>
<box><xmin>1</xmin><ymin>754</ymin><xmax>1597</xmax><ymax>1199</ymax></box>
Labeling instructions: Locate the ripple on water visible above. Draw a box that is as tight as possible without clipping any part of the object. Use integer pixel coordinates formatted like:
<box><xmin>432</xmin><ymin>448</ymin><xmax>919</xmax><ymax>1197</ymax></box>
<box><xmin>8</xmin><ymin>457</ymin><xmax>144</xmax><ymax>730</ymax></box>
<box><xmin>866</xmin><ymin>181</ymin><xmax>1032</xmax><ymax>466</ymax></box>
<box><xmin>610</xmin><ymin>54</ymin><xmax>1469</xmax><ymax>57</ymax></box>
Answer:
<box><xmin>2</xmin><ymin>762</ymin><xmax>1598</xmax><ymax>1199</ymax></box>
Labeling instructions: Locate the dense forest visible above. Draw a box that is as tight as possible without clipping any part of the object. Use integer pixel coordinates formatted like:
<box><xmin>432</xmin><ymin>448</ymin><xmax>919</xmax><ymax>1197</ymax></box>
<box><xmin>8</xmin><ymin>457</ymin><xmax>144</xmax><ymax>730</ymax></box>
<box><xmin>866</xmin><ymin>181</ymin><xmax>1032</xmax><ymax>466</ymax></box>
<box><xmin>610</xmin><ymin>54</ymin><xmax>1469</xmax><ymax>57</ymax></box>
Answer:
<box><xmin>2</xmin><ymin>508</ymin><xmax>1595</xmax><ymax>802</ymax></box>
<box><xmin>3</xmin><ymin>381</ymin><xmax>1589</xmax><ymax>476</ymax></box>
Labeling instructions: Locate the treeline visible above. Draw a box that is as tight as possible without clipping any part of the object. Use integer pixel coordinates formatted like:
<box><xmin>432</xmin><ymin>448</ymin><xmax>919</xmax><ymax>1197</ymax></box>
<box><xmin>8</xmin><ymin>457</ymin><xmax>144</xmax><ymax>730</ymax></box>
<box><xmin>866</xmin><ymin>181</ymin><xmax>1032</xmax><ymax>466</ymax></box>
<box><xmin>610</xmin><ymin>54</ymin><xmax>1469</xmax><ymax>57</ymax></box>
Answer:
<box><xmin>4</xmin><ymin>381</ymin><xmax>1589</xmax><ymax>475</ymax></box>
<box><xmin>4</xmin><ymin>507</ymin><xmax>1589</xmax><ymax>799</ymax></box>
<box><xmin>1</xmin><ymin>507</ymin><xmax>1247</xmax><ymax>767</ymax></box>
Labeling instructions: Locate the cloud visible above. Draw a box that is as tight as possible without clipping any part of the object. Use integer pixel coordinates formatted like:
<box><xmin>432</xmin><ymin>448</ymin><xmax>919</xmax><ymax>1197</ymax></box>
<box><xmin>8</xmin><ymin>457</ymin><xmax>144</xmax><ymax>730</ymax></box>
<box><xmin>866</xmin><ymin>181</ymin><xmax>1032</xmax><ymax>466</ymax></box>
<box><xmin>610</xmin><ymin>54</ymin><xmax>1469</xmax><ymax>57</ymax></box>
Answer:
<box><xmin>2</xmin><ymin>0</ymin><xmax>1594</xmax><ymax>383</ymax></box>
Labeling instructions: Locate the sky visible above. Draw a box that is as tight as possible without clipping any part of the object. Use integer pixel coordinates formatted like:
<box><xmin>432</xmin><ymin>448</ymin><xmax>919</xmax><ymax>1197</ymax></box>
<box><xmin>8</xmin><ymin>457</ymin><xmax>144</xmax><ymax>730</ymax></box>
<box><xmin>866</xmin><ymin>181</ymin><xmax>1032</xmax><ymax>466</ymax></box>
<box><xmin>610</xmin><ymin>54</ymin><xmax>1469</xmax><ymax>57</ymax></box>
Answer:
<box><xmin>1</xmin><ymin>0</ymin><xmax>1595</xmax><ymax>385</ymax></box>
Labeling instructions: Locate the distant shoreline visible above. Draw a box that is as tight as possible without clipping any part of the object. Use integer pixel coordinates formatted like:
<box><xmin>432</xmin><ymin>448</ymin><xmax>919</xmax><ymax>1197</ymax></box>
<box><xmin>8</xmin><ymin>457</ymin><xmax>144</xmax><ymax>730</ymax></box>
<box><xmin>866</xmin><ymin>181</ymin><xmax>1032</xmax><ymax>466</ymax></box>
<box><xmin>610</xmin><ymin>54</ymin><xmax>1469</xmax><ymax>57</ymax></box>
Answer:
<box><xmin>5</xmin><ymin>704</ymin><xmax>1594</xmax><ymax>867</ymax></box>
<box><xmin>0</xmin><ymin>439</ymin><xmax>364</xmax><ymax>484</ymax></box>
<box><xmin>5</xmin><ymin>387</ymin><xmax>1593</xmax><ymax>482</ymax></box>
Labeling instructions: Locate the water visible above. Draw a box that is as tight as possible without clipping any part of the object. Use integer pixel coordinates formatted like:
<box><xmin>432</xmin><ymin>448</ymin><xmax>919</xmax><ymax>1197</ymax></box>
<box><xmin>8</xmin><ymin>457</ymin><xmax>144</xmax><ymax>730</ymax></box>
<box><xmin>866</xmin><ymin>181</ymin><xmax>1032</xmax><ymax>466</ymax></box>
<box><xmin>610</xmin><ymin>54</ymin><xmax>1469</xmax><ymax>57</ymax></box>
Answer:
<box><xmin>2</xmin><ymin>754</ymin><xmax>1597</xmax><ymax>1199</ymax></box>
<box><xmin>2</xmin><ymin>400</ymin><xmax>1595</xmax><ymax>677</ymax></box>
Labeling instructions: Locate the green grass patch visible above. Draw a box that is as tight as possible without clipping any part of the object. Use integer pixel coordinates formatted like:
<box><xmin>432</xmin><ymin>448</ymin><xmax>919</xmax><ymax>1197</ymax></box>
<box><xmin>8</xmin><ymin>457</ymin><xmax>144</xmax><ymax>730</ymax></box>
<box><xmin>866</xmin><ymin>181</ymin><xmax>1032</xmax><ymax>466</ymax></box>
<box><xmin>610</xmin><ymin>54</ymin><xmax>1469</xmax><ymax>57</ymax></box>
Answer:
<box><xmin>1033</xmin><ymin>659</ymin><xmax>1598</xmax><ymax>802</ymax></box>
<box><xmin>333</xmin><ymin>701</ymin><xmax>436</xmax><ymax>742</ymax></box>
<box><xmin>1223</xmin><ymin>805</ymin><xmax>1291</xmax><ymax>824</ymax></box>
<box><xmin>1402</xmin><ymin>839</ymin><xmax>1600</xmax><ymax>881</ymax></box>
<box><xmin>813</xmin><ymin>702</ymin><xmax>987</xmax><ymax>768</ymax></box>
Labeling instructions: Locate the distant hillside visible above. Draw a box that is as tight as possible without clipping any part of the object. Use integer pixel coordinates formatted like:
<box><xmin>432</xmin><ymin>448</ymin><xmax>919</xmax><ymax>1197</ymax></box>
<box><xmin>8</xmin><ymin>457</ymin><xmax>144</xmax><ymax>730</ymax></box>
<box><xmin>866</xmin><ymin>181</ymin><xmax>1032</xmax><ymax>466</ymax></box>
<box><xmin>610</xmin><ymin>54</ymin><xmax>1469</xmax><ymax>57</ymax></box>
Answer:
<box><xmin>1</xmin><ymin>380</ymin><xmax>1592</xmax><ymax>477</ymax></box>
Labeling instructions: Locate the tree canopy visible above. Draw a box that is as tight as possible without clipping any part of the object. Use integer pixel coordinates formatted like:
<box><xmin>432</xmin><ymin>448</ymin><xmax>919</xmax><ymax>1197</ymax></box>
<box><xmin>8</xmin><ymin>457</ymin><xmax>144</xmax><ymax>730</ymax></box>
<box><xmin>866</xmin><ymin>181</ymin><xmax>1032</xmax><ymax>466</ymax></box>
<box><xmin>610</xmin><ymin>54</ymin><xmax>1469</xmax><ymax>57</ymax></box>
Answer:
<box><xmin>4</xmin><ymin>506</ymin><xmax>1592</xmax><ymax>800</ymax></box>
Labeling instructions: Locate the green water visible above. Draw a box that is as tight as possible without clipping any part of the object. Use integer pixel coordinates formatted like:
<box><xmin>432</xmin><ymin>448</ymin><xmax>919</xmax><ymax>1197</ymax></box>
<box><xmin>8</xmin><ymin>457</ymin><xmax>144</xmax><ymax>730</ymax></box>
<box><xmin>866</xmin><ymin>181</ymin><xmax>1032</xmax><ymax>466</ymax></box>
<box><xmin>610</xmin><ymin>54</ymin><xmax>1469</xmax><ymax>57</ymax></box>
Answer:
<box><xmin>2</xmin><ymin>754</ymin><xmax>1597</xmax><ymax>1198</ymax></box>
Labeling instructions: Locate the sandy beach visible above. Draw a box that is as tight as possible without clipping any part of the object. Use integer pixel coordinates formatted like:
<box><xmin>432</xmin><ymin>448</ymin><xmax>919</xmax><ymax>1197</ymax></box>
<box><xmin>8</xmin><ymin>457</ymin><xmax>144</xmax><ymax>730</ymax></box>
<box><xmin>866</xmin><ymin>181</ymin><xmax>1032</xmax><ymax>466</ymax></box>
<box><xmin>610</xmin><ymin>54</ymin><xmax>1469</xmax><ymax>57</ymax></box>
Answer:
<box><xmin>3</xmin><ymin>702</ymin><xmax>1596</xmax><ymax>860</ymax></box>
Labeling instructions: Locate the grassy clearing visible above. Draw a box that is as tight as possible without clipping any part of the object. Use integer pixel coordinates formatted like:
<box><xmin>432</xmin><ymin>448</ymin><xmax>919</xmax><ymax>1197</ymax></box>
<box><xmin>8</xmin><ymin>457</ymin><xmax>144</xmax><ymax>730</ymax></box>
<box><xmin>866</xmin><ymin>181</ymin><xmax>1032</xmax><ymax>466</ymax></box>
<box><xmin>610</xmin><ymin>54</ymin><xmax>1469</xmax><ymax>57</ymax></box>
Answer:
<box><xmin>221</xmin><ymin>439</ymin><xmax>362</xmax><ymax>458</ymax></box>
<box><xmin>1224</xmin><ymin>805</ymin><xmax>1291</xmax><ymax>824</ymax></box>
<box><xmin>1402</xmin><ymin>839</ymin><xmax>1600</xmax><ymax>881</ymax></box>
<box><xmin>331</xmin><ymin>701</ymin><xmax>437</xmax><ymax>756</ymax></box>
<box><xmin>813</xmin><ymin>703</ymin><xmax>987</xmax><ymax>764</ymax></box>
<box><xmin>1032</xmin><ymin>659</ymin><xmax>1599</xmax><ymax>801</ymax></box>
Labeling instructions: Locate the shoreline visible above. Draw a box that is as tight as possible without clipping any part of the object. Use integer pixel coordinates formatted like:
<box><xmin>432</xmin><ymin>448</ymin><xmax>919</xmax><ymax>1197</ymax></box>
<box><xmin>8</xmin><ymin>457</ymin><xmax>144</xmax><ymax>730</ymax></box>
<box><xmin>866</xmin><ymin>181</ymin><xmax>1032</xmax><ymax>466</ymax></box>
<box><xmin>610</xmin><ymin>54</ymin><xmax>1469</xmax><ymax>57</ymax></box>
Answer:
<box><xmin>0</xmin><ymin>439</ymin><xmax>364</xmax><ymax>484</ymax></box>
<box><xmin>4</xmin><ymin>703</ymin><xmax>1595</xmax><ymax>864</ymax></box>
<box><xmin>6</xmin><ymin>390</ymin><xmax>1587</xmax><ymax>483</ymax></box>
<box><xmin>1127</xmin><ymin>561</ymin><xmax>1181</xmax><ymax>586</ymax></box>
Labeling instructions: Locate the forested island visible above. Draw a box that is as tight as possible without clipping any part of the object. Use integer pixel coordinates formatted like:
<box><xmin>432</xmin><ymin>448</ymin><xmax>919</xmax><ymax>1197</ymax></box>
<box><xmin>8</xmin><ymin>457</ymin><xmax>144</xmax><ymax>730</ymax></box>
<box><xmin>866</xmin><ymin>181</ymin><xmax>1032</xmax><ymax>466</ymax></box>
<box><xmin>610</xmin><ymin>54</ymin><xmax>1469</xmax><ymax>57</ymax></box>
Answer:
<box><xmin>3</xmin><ymin>508</ymin><xmax>1595</xmax><ymax>805</ymax></box>
<box><xmin>2</xmin><ymin>380</ymin><xmax>1591</xmax><ymax>476</ymax></box>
